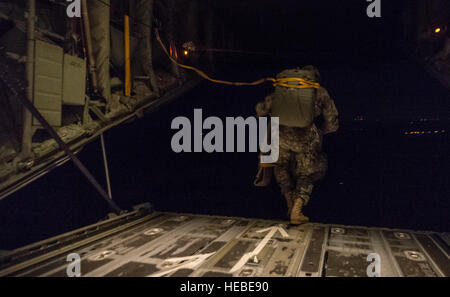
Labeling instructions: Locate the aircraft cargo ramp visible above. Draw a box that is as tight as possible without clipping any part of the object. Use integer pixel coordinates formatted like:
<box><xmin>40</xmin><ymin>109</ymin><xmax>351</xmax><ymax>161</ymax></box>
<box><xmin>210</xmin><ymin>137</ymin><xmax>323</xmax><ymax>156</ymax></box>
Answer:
<box><xmin>0</xmin><ymin>209</ymin><xmax>449</xmax><ymax>277</ymax></box>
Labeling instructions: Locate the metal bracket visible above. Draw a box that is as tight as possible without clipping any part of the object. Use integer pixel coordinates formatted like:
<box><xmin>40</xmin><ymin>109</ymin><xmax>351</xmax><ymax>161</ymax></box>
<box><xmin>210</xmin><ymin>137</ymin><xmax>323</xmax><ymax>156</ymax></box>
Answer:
<box><xmin>0</xmin><ymin>54</ymin><xmax>121</xmax><ymax>214</ymax></box>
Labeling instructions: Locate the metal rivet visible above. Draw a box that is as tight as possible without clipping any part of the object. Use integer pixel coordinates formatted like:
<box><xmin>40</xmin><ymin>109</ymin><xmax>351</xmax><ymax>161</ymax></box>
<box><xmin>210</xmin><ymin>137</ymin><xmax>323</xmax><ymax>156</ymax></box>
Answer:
<box><xmin>144</xmin><ymin>228</ymin><xmax>164</xmax><ymax>236</ymax></box>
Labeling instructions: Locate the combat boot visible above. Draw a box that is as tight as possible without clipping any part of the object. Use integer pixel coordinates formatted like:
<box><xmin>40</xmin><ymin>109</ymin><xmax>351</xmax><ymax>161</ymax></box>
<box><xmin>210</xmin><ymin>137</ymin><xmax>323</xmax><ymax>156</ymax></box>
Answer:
<box><xmin>290</xmin><ymin>198</ymin><xmax>309</xmax><ymax>225</ymax></box>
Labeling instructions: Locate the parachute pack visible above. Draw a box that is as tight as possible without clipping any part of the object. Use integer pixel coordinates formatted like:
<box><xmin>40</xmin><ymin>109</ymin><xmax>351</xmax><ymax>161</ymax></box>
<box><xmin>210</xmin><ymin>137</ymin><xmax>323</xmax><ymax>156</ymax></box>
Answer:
<box><xmin>271</xmin><ymin>68</ymin><xmax>319</xmax><ymax>128</ymax></box>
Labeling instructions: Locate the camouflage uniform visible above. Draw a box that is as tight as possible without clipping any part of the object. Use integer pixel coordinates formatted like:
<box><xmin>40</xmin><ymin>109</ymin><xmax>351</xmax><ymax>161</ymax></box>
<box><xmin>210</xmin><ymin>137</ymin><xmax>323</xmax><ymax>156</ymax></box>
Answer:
<box><xmin>256</xmin><ymin>87</ymin><xmax>339</xmax><ymax>205</ymax></box>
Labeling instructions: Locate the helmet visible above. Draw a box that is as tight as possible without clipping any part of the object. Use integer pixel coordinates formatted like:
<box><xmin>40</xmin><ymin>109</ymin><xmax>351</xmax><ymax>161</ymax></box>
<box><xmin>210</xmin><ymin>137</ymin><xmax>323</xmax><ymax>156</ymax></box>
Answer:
<box><xmin>301</xmin><ymin>65</ymin><xmax>321</xmax><ymax>82</ymax></box>
<box><xmin>276</xmin><ymin>66</ymin><xmax>320</xmax><ymax>83</ymax></box>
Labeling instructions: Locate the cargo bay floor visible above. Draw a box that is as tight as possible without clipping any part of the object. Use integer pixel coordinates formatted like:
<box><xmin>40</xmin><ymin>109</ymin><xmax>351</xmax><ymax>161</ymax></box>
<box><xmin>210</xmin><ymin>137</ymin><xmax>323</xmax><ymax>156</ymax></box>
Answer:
<box><xmin>0</xmin><ymin>211</ymin><xmax>448</xmax><ymax>277</ymax></box>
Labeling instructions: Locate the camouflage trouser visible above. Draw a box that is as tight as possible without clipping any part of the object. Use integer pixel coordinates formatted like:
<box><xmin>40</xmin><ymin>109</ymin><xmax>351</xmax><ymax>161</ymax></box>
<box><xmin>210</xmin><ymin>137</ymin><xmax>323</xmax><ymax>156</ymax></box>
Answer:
<box><xmin>274</xmin><ymin>124</ymin><xmax>328</xmax><ymax>205</ymax></box>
